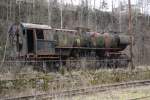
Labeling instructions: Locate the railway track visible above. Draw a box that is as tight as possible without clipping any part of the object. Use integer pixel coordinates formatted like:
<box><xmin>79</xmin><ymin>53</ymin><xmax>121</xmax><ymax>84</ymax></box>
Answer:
<box><xmin>2</xmin><ymin>80</ymin><xmax>150</xmax><ymax>100</ymax></box>
<box><xmin>129</xmin><ymin>96</ymin><xmax>150</xmax><ymax>100</ymax></box>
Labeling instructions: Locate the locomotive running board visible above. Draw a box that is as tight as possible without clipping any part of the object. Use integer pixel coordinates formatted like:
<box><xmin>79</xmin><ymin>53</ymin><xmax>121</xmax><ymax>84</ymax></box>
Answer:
<box><xmin>56</xmin><ymin>47</ymin><xmax>122</xmax><ymax>50</ymax></box>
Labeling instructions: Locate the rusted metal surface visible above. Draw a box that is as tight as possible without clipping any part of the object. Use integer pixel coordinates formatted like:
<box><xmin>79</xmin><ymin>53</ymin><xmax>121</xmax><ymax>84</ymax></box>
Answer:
<box><xmin>56</xmin><ymin>47</ymin><xmax>122</xmax><ymax>50</ymax></box>
<box><xmin>54</xmin><ymin>28</ymin><xmax>77</xmax><ymax>32</ymax></box>
<box><xmin>21</xmin><ymin>23</ymin><xmax>52</xmax><ymax>30</ymax></box>
<box><xmin>119</xmin><ymin>35</ymin><xmax>130</xmax><ymax>44</ymax></box>
<box><xmin>26</xmin><ymin>54</ymin><xmax>59</xmax><ymax>60</ymax></box>
<box><xmin>36</xmin><ymin>39</ymin><xmax>55</xmax><ymax>54</ymax></box>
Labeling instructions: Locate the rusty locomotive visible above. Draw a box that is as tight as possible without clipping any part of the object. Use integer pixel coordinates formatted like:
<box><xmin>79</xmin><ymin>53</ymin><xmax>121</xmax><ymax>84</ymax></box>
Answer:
<box><xmin>8</xmin><ymin>23</ymin><xmax>130</xmax><ymax>69</ymax></box>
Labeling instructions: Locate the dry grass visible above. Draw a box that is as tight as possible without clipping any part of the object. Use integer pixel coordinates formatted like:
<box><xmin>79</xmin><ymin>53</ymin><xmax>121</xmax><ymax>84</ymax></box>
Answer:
<box><xmin>0</xmin><ymin>68</ymin><xmax>150</xmax><ymax>98</ymax></box>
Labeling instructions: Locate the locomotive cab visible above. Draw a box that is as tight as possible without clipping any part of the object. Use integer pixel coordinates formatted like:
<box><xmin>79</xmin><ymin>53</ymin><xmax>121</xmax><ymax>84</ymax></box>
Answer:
<box><xmin>9</xmin><ymin>23</ymin><xmax>56</xmax><ymax>59</ymax></box>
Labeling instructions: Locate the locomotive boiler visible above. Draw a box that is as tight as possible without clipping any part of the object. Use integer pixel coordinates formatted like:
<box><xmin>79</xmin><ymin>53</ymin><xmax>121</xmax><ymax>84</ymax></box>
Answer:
<box><xmin>8</xmin><ymin>23</ymin><xmax>130</xmax><ymax>69</ymax></box>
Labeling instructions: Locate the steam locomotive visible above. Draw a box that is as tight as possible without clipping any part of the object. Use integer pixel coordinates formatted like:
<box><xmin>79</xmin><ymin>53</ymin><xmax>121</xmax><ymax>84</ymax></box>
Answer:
<box><xmin>8</xmin><ymin>23</ymin><xmax>130</xmax><ymax>69</ymax></box>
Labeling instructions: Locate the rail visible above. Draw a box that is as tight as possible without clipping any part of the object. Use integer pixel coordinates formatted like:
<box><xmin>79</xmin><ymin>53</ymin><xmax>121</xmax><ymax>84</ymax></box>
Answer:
<box><xmin>129</xmin><ymin>96</ymin><xmax>150</xmax><ymax>100</ymax></box>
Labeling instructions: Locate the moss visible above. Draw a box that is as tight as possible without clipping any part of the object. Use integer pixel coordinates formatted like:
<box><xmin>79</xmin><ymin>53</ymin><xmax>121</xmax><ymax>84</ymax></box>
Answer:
<box><xmin>42</xmin><ymin>79</ymin><xmax>49</xmax><ymax>91</ymax></box>
<box><xmin>29</xmin><ymin>78</ymin><xmax>36</xmax><ymax>88</ymax></box>
<box><xmin>41</xmin><ymin>76</ymin><xmax>51</xmax><ymax>91</ymax></box>
<box><xmin>90</xmin><ymin>78</ymin><xmax>99</xmax><ymax>85</ymax></box>
<box><xmin>0</xmin><ymin>81</ymin><xmax>6</xmax><ymax>94</ymax></box>
<box><xmin>12</xmin><ymin>79</ymin><xmax>28</xmax><ymax>91</ymax></box>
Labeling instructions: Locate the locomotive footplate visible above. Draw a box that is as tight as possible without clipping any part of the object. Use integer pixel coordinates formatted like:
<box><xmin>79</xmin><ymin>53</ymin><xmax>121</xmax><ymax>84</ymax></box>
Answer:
<box><xmin>56</xmin><ymin>47</ymin><xmax>122</xmax><ymax>51</ymax></box>
<box><xmin>22</xmin><ymin>53</ymin><xmax>59</xmax><ymax>61</ymax></box>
